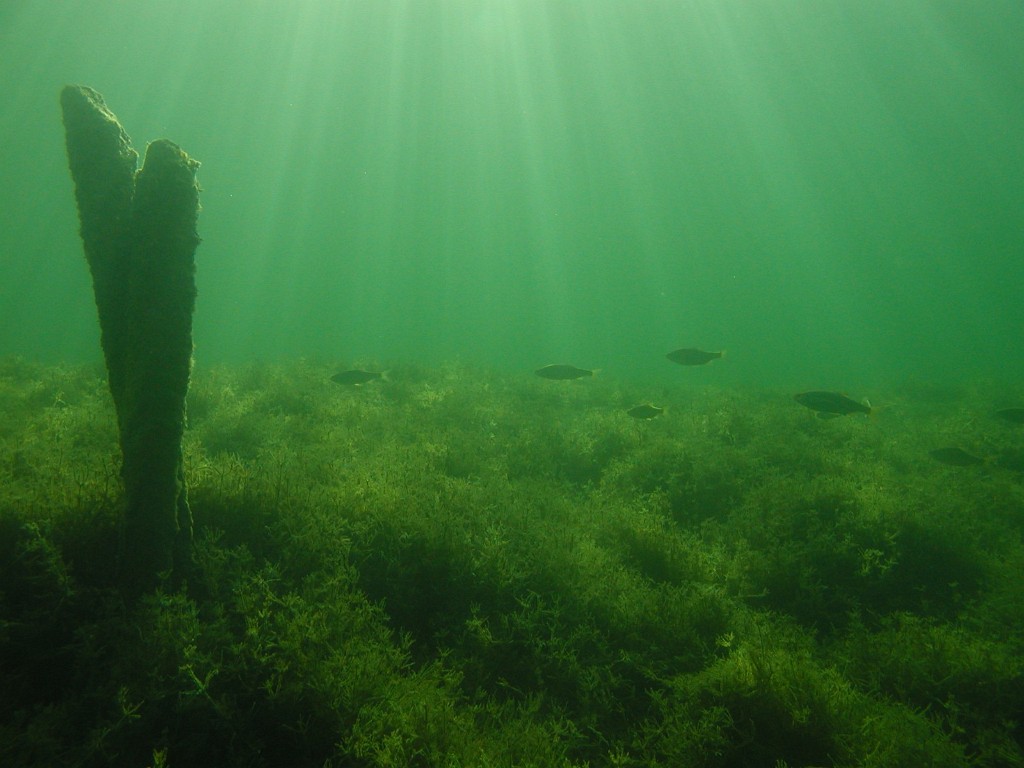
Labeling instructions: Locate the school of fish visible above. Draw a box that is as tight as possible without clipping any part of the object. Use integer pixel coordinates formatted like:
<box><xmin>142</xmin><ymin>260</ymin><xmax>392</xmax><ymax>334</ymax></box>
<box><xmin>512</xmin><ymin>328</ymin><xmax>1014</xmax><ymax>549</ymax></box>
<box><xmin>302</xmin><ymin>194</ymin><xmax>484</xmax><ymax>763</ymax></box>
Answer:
<box><xmin>330</xmin><ymin>346</ymin><xmax>1022</xmax><ymax>469</ymax></box>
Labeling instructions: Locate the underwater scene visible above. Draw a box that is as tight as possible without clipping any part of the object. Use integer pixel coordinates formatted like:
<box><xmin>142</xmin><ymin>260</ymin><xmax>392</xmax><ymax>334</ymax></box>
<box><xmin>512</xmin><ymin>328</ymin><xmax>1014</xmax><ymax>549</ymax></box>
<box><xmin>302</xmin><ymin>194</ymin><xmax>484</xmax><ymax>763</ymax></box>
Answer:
<box><xmin>2</xmin><ymin>2</ymin><xmax>1023</xmax><ymax>767</ymax></box>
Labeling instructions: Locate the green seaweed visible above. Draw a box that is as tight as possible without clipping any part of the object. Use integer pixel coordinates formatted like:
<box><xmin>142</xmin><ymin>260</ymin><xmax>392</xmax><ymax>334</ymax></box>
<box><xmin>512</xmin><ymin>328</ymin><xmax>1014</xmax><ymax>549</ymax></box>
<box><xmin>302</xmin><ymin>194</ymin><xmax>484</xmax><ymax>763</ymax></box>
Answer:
<box><xmin>1</xmin><ymin>359</ymin><xmax>1022</xmax><ymax>766</ymax></box>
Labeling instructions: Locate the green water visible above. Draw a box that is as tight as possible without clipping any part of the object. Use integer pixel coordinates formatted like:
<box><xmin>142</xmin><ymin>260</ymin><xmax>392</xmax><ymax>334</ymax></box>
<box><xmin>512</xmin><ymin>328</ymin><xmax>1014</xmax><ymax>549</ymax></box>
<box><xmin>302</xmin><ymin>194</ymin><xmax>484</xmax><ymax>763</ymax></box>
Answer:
<box><xmin>2</xmin><ymin>1</ymin><xmax>1022</xmax><ymax>388</ymax></box>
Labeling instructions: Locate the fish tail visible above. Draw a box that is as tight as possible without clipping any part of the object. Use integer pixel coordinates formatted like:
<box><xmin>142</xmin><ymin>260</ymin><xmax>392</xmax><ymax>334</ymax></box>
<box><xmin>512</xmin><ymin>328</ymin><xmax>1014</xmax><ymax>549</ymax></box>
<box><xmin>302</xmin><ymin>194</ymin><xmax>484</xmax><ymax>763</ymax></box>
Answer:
<box><xmin>863</xmin><ymin>398</ymin><xmax>882</xmax><ymax>418</ymax></box>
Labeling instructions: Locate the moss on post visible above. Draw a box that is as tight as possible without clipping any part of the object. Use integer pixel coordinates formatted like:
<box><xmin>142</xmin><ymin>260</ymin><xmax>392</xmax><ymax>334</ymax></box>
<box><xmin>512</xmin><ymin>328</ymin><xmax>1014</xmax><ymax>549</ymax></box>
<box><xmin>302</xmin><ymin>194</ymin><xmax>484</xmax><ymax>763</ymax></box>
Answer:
<box><xmin>61</xmin><ymin>85</ymin><xmax>200</xmax><ymax>590</ymax></box>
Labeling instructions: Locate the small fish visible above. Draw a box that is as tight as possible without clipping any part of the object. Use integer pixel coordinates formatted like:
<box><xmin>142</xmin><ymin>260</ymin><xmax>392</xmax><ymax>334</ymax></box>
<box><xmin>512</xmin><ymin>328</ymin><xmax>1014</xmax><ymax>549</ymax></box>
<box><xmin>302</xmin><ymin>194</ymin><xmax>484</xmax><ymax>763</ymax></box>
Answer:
<box><xmin>331</xmin><ymin>369</ymin><xmax>384</xmax><ymax>386</ymax></box>
<box><xmin>627</xmin><ymin>404</ymin><xmax>664</xmax><ymax>420</ymax></box>
<box><xmin>535</xmin><ymin>364</ymin><xmax>594</xmax><ymax>380</ymax></box>
<box><xmin>793</xmin><ymin>391</ymin><xmax>872</xmax><ymax>416</ymax></box>
<box><xmin>929</xmin><ymin>447</ymin><xmax>984</xmax><ymax>467</ymax></box>
<box><xmin>666</xmin><ymin>348</ymin><xmax>723</xmax><ymax>366</ymax></box>
<box><xmin>995</xmin><ymin>408</ymin><xmax>1024</xmax><ymax>425</ymax></box>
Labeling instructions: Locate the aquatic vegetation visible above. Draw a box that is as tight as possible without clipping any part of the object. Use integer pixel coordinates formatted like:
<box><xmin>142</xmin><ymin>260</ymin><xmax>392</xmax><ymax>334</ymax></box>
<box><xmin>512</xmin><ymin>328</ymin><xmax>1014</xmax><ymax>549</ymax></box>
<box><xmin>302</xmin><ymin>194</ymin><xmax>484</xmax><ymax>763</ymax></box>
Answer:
<box><xmin>1</xmin><ymin>359</ymin><xmax>1022</xmax><ymax>766</ymax></box>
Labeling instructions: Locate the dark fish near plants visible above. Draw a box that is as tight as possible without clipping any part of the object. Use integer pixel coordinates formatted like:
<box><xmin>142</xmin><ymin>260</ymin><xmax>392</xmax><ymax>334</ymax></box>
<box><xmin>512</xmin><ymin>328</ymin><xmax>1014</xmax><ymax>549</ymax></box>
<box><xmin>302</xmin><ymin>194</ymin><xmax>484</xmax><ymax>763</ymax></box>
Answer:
<box><xmin>627</xmin><ymin>404</ymin><xmax>664</xmax><ymax>419</ymax></box>
<box><xmin>929</xmin><ymin>447</ymin><xmax>985</xmax><ymax>467</ymax></box>
<box><xmin>331</xmin><ymin>369</ymin><xmax>384</xmax><ymax>386</ymax></box>
<box><xmin>995</xmin><ymin>408</ymin><xmax>1024</xmax><ymax>424</ymax></box>
<box><xmin>793</xmin><ymin>391</ymin><xmax>872</xmax><ymax>416</ymax></box>
<box><xmin>535</xmin><ymin>364</ymin><xmax>594</xmax><ymax>380</ymax></box>
<box><xmin>666</xmin><ymin>347</ymin><xmax>723</xmax><ymax>366</ymax></box>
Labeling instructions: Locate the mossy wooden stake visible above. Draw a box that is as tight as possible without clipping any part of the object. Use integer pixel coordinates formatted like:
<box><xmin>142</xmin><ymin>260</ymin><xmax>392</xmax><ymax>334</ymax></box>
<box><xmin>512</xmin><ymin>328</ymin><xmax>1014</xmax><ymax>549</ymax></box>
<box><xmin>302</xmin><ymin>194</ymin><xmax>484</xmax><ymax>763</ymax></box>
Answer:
<box><xmin>61</xmin><ymin>85</ymin><xmax>199</xmax><ymax>590</ymax></box>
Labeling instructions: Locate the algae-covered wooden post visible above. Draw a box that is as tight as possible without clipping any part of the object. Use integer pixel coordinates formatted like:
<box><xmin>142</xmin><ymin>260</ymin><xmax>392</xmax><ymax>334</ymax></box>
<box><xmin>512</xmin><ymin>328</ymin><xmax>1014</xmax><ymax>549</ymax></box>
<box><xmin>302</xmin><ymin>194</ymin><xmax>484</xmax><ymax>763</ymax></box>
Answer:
<box><xmin>60</xmin><ymin>85</ymin><xmax>200</xmax><ymax>590</ymax></box>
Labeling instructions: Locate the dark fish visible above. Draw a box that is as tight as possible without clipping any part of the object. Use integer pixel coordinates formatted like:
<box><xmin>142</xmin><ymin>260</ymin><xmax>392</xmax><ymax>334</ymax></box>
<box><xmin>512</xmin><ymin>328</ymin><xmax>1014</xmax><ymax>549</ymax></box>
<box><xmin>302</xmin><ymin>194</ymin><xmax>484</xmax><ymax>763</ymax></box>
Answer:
<box><xmin>793</xmin><ymin>391</ymin><xmax>872</xmax><ymax>416</ymax></box>
<box><xmin>627</xmin><ymin>404</ymin><xmax>664</xmax><ymax>420</ymax></box>
<box><xmin>666</xmin><ymin>348</ymin><xmax>723</xmax><ymax>366</ymax></box>
<box><xmin>995</xmin><ymin>408</ymin><xmax>1024</xmax><ymax>425</ymax></box>
<box><xmin>535</xmin><ymin>364</ymin><xmax>594</xmax><ymax>380</ymax></box>
<box><xmin>929</xmin><ymin>447</ymin><xmax>984</xmax><ymax>467</ymax></box>
<box><xmin>331</xmin><ymin>369</ymin><xmax>384</xmax><ymax>386</ymax></box>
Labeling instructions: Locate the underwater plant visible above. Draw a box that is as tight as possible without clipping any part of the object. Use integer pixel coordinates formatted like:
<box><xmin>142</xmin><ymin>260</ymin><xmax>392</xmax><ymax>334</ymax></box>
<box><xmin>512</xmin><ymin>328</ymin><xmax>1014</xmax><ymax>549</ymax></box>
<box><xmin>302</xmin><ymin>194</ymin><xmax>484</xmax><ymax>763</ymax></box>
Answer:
<box><xmin>1</xmin><ymin>362</ymin><xmax>1022</xmax><ymax>766</ymax></box>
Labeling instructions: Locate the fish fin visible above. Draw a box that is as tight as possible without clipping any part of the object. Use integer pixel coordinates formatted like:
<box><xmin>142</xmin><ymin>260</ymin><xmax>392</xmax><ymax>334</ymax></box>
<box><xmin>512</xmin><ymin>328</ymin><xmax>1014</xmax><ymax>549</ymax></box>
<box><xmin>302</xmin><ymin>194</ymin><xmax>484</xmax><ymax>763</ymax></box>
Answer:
<box><xmin>380</xmin><ymin>370</ymin><xmax>390</xmax><ymax>382</ymax></box>
<box><xmin>863</xmin><ymin>398</ymin><xmax>886</xmax><ymax>419</ymax></box>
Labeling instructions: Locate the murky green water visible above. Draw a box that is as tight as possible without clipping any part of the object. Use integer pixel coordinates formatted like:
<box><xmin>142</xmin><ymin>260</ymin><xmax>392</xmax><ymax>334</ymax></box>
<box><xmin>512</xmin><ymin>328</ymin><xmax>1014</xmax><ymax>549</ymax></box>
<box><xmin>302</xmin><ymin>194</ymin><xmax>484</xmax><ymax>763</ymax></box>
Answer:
<box><xmin>2</xmin><ymin>1</ymin><xmax>1022</xmax><ymax>388</ymax></box>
